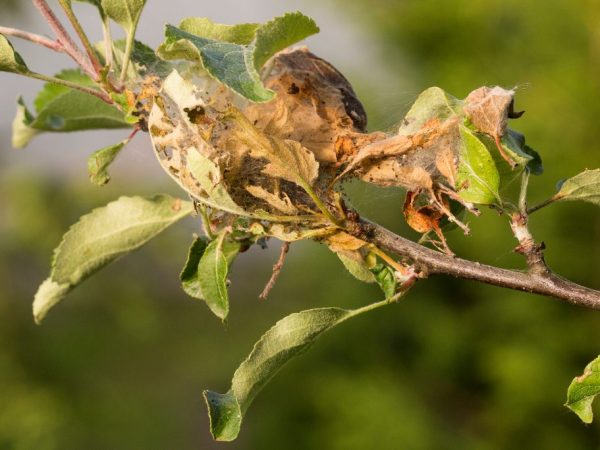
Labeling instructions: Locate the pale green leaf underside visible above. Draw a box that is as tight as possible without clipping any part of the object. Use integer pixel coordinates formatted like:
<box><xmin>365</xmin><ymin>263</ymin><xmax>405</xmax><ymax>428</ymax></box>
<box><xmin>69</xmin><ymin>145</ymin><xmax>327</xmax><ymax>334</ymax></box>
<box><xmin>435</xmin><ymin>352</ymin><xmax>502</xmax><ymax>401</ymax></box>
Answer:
<box><xmin>88</xmin><ymin>139</ymin><xmax>127</xmax><ymax>186</ymax></box>
<box><xmin>566</xmin><ymin>355</ymin><xmax>600</xmax><ymax>423</ymax></box>
<box><xmin>100</xmin><ymin>0</ymin><xmax>146</xmax><ymax>31</ymax></box>
<box><xmin>336</xmin><ymin>252</ymin><xmax>376</xmax><ymax>283</ymax></box>
<box><xmin>178</xmin><ymin>17</ymin><xmax>259</xmax><ymax>45</ymax></box>
<box><xmin>204</xmin><ymin>300</ymin><xmax>391</xmax><ymax>441</ymax></box>
<box><xmin>33</xmin><ymin>195</ymin><xmax>193</xmax><ymax>323</ymax></box>
<box><xmin>457</xmin><ymin>124</ymin><xmax>501</xmax><ymax>205</ymax></box>
<box><xmin>555</xmin><ymin>169</ymin><xmax>600</xmax><ymax>206</ymax></box>
<box><xmin>0</xmin><ymin>34</ymin><xmax>28</xmax><ymax>74</ymax></box>
<box><xmin>252</xmin><ymin>12</ymin><xmax>319</xmax><ymax>70</ymax></box>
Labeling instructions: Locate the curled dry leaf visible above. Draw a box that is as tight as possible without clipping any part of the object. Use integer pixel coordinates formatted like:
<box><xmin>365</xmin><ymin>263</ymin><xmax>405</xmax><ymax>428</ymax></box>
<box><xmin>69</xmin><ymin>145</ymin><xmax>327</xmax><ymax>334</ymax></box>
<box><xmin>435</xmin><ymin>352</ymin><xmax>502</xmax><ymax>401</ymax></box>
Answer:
<box><xmin>345</xmin><ymin>117</ymin><xmax>461</xmax><ymax>192</ymax></box>
<box><xmin>326</xmin><ymin>231</ymin><xmax>368</xmax><ymax>252</ymax></box>
<box><xmin>242</xmin><ymin>48</ymin><xmax>371</xmax><ymax>166</ymax></box>
<box><xmin>463</xmin><ymin>86</ymin><xmax>522</xmax><ymax>165</ymax></box>
<box><xmin>245</xmin><ymin>185</ymin><xmax>298</xmax><ymax>215</ymax></box>
<box><xmin>403</xmin><ymin>191</ymin><xmax>453</xmax><ymax>254</ymax></box>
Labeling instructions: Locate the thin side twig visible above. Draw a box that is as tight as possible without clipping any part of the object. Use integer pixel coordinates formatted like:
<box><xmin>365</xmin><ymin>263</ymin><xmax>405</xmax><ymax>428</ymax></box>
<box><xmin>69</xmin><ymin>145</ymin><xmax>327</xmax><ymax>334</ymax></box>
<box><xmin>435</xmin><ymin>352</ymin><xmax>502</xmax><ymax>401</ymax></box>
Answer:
<box><xmin>31</xmin><ymin>0</ymin><xmax>97</xmax><ymax>78</ymax></box>
<box><xmin>0</xmin><ymin>26</ymin><xmax>62</xmax><ymax>52</ymax></box>
<box><xmin>260</xmin><ymin>242</ymin><xmax>291</xmax><ymax>300</ymax></box>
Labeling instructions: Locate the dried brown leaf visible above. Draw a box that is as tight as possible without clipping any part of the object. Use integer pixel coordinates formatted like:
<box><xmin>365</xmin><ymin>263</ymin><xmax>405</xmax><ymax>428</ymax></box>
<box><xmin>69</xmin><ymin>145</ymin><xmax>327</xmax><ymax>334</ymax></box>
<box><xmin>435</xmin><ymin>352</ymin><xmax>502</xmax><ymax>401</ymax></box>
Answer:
<box><xmin>463</xmin><ymin>86</ymin><xmax>515</xmax><ymax>140</ymax></box>
<box><xmin>326</xmin><ymin>232</ymin><xmax>368</xmax><ymax>252</ymax></box>
<box><xmin>340</xmin><ymin>117</ymin><xmax>460</xmax><ymax>190</ymax></box>
<box><xmin>245</xmin><ymin>185</ymin><xmax>298</xmax><ymax>215</ymax></box>
<box><xmin>435</xmin><ymin>147</ymin><xmax>458</xmax><ymax>187</ymax></box>
<box><xmin>362</xmin><ymin>163</ymin><xmax>433</xmax><ymax>191</ymax></box>
<box><xmin>243</xmin><ymin>48</ymin><xmax>368</xmax><ymax>165</ymax></box>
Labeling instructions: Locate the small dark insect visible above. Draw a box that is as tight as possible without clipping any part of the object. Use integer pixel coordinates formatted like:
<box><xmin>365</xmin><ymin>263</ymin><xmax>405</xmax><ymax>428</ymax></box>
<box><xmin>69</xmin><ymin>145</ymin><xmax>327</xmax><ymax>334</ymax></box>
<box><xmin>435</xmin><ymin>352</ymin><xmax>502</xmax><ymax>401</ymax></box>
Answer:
<box><xmin>287</xmin><ymin>82</ymin><xmax>300</xmax><ymax>94</ymax></box>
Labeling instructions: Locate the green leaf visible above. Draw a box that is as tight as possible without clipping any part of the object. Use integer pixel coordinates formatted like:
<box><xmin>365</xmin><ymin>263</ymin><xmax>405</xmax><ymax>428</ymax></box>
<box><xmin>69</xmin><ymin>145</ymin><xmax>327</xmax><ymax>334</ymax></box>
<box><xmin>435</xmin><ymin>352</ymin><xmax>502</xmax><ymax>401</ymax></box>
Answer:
<box><xmin>33</xmin><ymin>195</ymin><xmax>193</xmax><ymax>323</ymax></box>
<box><xmin>554</xmin><ymin>169</ymin><xmax>600</xmax><ymax>206</ymax></box>
<box><xmin>566</xmin><ymin>355</ymin><xmax>600</xmax><ymax>423</ymax></box>
<box><xmin>398</xmin><ymin>87</ymin><xmax>462</xmax><ymax>136</ymax></box>
<box><xmin>160</xmin><ymin>25</ymin><xmax>274</xmax><ymax>102</ymax></box>
<box><xmin>105</xmin><ymin>39</ymin><xmax>173</xmax><ymax>78</ymax></box>
<box><xmin>204</xmin><ymin>299</ymin><xmax>392</xmax><ymax>441</ymax></box>
<box><xmin>523</xmin><ymin>144</ymin><xmax>543</xmax><ymax>176</ymax></box>
<box><xmin>0</xmin><ymin>34</ymin><xmax>29</xmax><ymax>74</ymax></box>
<box><xmin>252</xmin><ymin>12</ymin><xmax>319</xmax><ymax>70</ymax></box>
<box><xmin>177</xmin><ymin>17</ymin><xmax>259</xmax><ymax>45</ymax></box>
<box><xmin>370</xmin><ymin>263</ymin><xmax>397</xmax><ymax>298</ymax></box>
<box><xmin>12</xmin><ymin>69</ymin><xmax>130</xmax><ymax>148</ymax></box>
<box><xmin>195</xmin><ymin>232</ymin><xmax>241</xmax><ymax>320</ymax></box>
<box><xmin>500</xmin><ymin>129</ymin><xmax>535</xmax><ymax>168</ymax></box>
<box><xmin>158</xmin><ymin>12</ymin><xmax>319</xmax><ymax>102</ymax></box>
<box><xmin>100</xmin><ymin>0</ymin><xmax>146</xmax><ymax>32</ymax></box>
<box><xmin>87</xmin><ymin>139</ymin><xmax>127</xmax><ymax>186</ymax></box>
<box><xmin>456</xmin><ymin>124</ymin><xmax>501</xmax><ymax>205</ymax></box>
<box><xmin>180</xmin><ymin>236</ymin><xmax>209</xmax><ymax>299</ymax></box>
<box><xmin>12</xmin><ymin>97</ymin><xmax>39</xmax><ymax>148</ymax></box>
<box><xmin>336</xmin><ymin>251</ymin><xmax>376</xmax><ymax>283</ymax></box>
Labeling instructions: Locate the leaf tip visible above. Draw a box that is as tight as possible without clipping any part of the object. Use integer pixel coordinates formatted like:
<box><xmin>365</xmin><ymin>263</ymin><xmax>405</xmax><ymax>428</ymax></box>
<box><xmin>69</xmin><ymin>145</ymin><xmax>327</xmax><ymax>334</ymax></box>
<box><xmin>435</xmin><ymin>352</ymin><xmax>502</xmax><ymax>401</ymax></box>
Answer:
<box><xmin>203</xmin><ymin>389</ymin><xmax>242</xmax><ymax>442</ymax></box>
<box><xmin>32</xmin><ymin>278</ymin><xmax>70</xmax><ymax>325</ymax></box>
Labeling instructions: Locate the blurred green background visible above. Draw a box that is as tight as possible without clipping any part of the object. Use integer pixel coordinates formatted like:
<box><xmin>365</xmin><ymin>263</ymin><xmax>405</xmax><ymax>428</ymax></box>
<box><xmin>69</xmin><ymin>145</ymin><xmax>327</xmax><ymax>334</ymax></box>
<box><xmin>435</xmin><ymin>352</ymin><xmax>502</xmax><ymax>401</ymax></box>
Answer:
<box><xmin>2</xmin><ymin>0</ymin><xmax>600</xmax><ymax>449</ymax></box>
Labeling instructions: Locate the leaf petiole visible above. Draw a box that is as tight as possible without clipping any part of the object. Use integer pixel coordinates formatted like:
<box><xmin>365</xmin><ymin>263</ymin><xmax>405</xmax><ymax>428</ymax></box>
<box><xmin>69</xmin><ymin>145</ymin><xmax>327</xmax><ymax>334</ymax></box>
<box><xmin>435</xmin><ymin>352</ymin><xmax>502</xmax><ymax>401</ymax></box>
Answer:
<box><xmin>26</xmin><ymin>71</ymin><xmax>113</xmax><ymax>104</ymax></box>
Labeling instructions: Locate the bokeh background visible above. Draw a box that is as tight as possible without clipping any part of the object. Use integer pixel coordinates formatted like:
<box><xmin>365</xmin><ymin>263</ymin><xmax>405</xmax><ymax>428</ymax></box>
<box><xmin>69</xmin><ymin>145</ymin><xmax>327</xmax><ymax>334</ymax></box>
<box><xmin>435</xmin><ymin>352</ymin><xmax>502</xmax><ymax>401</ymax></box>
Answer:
<box><xmin>1</xmin><ymin>1</ymin><xmax>600</xmax><ymax>449</ymax></box>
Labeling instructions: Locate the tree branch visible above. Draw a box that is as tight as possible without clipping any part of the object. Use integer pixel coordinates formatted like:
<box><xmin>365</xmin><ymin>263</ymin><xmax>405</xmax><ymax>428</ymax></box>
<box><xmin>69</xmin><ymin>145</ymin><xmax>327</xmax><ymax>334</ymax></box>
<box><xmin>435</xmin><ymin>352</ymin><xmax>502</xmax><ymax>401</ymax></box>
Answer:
<box><xmin>353</xmin><ymin>218</ymin><xmax>600</xmax><ymax>310</ymax></box>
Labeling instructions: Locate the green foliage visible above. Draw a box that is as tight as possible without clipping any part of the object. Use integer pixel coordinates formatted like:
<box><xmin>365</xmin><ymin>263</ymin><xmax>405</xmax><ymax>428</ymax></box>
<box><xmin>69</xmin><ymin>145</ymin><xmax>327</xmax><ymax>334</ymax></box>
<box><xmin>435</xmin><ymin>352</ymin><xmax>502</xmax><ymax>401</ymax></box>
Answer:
<box><xmin>554</xmin><ymin>169</ymin><xmax>600</xmax><ymax>206</ymax></box>
<box><xmin>100</xmin><ymin>0</ymin><xmax>146</xmax><ymax>33</ymax></box>
<box><xmin>205</xmin><ymin>299</ymin><xmax>391</xmax><ymax>441</ymax></box>
<box><xmin>180</xmin><ymin>232</ymin><xmax>241</xmax><ymax>320</ymax></box>
<box><xmin>159</xmin><ymin>12</ymin><xmax>319</xmax><ymax>102</ymax></box>
<box><xmin>3</xmin><ymin>1</ymin><xmax>600</xmax><ymax>444</ymax></box>
<box><xmin>0</xmin><ymin>34</ymin><xmax>28</xmax><ymax>74</ymax></box>
<box><xmin>33</xmin><ymin>195</ymin><xmax>193</xmax><ymax>323</ymax></box>
<box><xmin>12</xmin><ymin>70</ymin><xmax>130</xmax><ymax>148</ymax></box>
<box><xmin>87</xmin><ymin>139</ymin><xmax>127</xmax><ymax>186</ymax></box>
<box><xmin>456</xmin><ymin>125</ymin><xmax>501</xmax><ymax>205</ymax></box>
<box><xmin>566</xmin><ymin>355</ymin><xmax>600</xmax><ymax>423</ymax></box>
